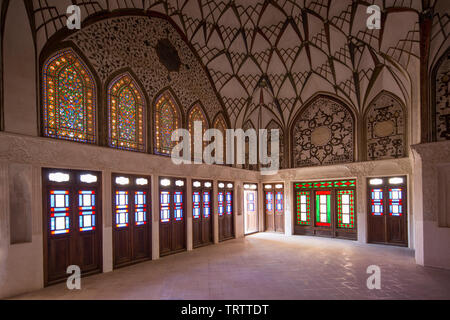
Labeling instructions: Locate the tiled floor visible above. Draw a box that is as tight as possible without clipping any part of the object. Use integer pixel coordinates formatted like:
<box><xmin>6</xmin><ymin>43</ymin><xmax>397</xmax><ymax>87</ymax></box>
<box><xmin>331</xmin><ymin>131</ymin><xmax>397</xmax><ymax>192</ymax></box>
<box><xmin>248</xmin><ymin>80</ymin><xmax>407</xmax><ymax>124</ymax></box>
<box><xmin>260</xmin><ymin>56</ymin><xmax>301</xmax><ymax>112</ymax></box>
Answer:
<box><xmin>13</xmin><ymin>233</ymin><xmax>450</xmax><ymax>300</ymax></box>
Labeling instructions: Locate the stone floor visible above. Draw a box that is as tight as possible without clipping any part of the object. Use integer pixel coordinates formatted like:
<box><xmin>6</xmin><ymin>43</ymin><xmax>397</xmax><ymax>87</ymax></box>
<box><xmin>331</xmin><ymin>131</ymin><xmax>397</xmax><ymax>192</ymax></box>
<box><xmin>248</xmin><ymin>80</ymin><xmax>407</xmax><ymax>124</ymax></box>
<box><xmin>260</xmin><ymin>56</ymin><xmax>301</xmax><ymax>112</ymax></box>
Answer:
<box><xmin>12</xmin><ymin>233</ymin><xmax>450</xmax><ymax>300</ymax></box>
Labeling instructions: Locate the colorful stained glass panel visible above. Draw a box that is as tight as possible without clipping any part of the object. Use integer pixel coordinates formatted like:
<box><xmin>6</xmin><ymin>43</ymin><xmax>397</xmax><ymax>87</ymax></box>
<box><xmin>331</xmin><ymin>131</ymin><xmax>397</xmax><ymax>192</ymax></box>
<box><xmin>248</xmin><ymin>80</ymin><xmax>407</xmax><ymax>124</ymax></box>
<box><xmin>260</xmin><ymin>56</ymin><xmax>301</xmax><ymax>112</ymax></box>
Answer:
<box><xmin>108</xmin><ymin>74</ymin><xmax>145</xmax><ymax>151</ymax></box>
<box><xmin>43</xmin><ymin>50</ymin><xmax>96</xmax><ymax>143</ymax></box>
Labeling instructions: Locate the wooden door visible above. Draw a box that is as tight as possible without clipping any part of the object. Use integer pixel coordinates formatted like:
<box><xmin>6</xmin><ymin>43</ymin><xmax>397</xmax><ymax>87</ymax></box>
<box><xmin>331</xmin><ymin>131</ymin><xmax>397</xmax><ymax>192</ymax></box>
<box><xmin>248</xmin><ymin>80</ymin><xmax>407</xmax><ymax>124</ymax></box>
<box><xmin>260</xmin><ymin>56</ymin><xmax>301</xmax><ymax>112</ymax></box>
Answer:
<box><xmin>368</xmin><ymin>177</ymin><xmax>408</xmax><ymax>246</ymax></box>
<box><xmin>274</xmin><ymin>189</ymin><xmax>285</xmax><ymax>233</ymax></box>
<box><xmin>192</xmin><ymin>181</ymin><xmax>213</xmax><ymax>248</ymax></box>
<box><xmin>264</xmin><ymin>185</ymin><xmax>285</xmax><ymax>233</ymax></box>
<box><xmin>159</xmin><ymin>178</ymin><xmax>187</xmax><ymax>256</ymax></box>
<box><xmin>218</xmin><ymin>182</ymin><xmax>235</xmax><ymax>241</ymax></box>
<box><xmin>264</xmin><ymin>190</ymin><xmax>275</xmax><ymax>232</ymax></box>
<box><xmin>244</xmin><ymin>189</ymin><xmax>258</xmax><ymax>235</ymax></box>
<box><xmin>43</xmin><ymin>169</ymin><xmax>102</xmax><ymax>286</ymax></box>
<box><xmin>112</xmin><ymin>174</ymin><xmax>151</xmax><ymax>269</ymax></box>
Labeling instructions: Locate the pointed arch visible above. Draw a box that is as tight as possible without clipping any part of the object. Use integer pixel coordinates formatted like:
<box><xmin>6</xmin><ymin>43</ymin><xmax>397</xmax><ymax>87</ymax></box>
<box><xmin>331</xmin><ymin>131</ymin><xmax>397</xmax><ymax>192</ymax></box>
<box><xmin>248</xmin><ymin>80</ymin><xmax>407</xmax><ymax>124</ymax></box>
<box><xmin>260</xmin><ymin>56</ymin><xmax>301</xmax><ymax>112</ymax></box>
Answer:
<box><xmin>107</xmin><ymin>72</ymin><xmax>146</xmax><ymax>152</ymax></box>
<box><xmin>42</xmin><ymin>48</ymin><xmax>97</xmax><ymax>143</ymax></box>
<box><xmin>154</xmin><ymin>89</ymin><xmax>182</xmax><ymax>155</ymax></box>
<box><xmin>243</xmin><ymin>120</ymin><xmax>258</xmax><ymax>171</ymax></box>
<box><xmin>364</xmin><ymin>91</ymin><xmax>407</xmax><ymax>160</ymax></box>
<box><xmin>432</xmin><ymin>48</ymin><xmax>450</xmax><ymax>141</ymax></box>
<box><xmin>291</xmin><ymin>94</ymin><xmax>355</xmax><ymax>168</ymax></box>
<box><xmin>213</xmin><ymin>112</ymin><xmax>229</xmax><ymax>165</ymax></box>
<box><xmin>265</xmin><ymin>119</ymin><xmax>285</xmax><ymax>169</ymax></box>
<box><xmin>188</xmin><ymin>102</ymin><xmax>209</xmax><ymax>161</ymax></box>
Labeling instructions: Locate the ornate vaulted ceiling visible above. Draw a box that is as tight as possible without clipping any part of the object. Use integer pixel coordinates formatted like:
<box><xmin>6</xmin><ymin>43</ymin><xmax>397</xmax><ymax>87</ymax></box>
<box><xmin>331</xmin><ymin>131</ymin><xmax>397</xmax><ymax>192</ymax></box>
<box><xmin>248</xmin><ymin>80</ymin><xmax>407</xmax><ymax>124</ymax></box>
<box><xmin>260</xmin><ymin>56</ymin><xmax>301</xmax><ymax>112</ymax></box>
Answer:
<box><xmin>29</xmin><ymin>0</ymin><xmax>446</xmax><ymax>130</ymax></box>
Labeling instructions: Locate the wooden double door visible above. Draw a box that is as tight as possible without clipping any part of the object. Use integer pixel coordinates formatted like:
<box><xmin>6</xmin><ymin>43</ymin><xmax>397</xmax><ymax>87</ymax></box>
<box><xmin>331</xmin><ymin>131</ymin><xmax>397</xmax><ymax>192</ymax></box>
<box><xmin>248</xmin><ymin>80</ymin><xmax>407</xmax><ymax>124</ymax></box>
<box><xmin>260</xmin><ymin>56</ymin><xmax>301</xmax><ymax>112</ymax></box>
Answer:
<box><xmin>218</xmin><ymin>182</ymin><xmax>235</xmax><ymax>241</ymax></box>
<box><xmin>43</xmin><ymin>168</ymin><xmax>102</xmax><ymax>286</ymax></box>
<box><xmin>264</xmin><ymin>185</ymin><xmax>284</xmax><ymax>233</ymax></box>
<box><xmin>368</xmin><ymin>177</ymin><xmax>408</xmax><ymax>246</ymax></box>
<box><xmin>159</xmin><ymin>177</ymin><xmax>187</xmax><ymax>256</ymax></box>
<box><xmin>112</xmin><ymin>174</ymin><xmax>151</xmax><ymax>269</ymax></box>
<box><xmin>192</xmin><ymin>181</ymin><xmax>213</xmax><ymax>248</ymax></box>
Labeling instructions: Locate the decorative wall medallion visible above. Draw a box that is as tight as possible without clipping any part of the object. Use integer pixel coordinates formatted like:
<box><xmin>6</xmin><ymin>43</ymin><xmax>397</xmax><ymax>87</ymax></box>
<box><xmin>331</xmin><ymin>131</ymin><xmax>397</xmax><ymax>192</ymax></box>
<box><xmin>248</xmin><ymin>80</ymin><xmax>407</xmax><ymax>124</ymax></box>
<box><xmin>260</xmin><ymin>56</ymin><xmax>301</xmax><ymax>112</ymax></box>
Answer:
<box><xmin>435</xmin><ymin>52</ymin><xmax>450</xmax><ymax>141</ymax></box>
<box><xmin>311</xmin><ymin>127</ymin><xmax>332</xmax><ymax>146</ymax></box>
<box><xmin>374</xmin><ymin>121</ymin><xmax>395</xmax><ymax>138</ymax></box>
<box><xmin>156</xmin><ymin>38</ymin><xmax>181</xmax><ymax>72</ymax></box>
<box><xmin>366</xmin><ymin>93</ymin><xmax>405</xmax><ymax>160</ymax></box>
<box><xmin>292</xmin><ymin>96</ymin><xmax>354</xmax><ymax>167</ymax></box>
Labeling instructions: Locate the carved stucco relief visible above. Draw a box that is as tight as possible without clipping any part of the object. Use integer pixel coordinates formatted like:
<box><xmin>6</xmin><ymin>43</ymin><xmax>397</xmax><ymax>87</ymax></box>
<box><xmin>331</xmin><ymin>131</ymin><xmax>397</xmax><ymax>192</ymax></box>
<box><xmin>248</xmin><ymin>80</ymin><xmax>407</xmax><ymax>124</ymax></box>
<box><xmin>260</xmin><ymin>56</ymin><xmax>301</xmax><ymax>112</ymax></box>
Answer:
<box><xmin>292</xmin><ymin>96</ymin><xmax>354</xmax><ymax>168</ymax></box>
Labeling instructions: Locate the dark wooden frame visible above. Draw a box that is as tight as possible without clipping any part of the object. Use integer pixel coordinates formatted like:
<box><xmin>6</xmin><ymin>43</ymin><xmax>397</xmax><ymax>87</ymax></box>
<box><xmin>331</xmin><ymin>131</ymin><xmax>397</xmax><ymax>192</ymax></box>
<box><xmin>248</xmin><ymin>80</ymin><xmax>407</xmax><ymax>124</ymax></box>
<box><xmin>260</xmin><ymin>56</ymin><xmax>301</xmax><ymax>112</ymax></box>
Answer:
<box><xmin>111</xmin><ymin>173</ymin><xmax>152</xmax><ymax>269</ymax></box>
<box><xmin>218</xmin><ymin>181</ymin><xmax>235</xmax><ymax>242</ymax></box>
<box><xmin>42</xmin><ymin>168</ymin><xmax>103</xmax><ymax>287</ymax></box>
<box><xmin>367</xmin><ymin>176</ymin><xmax>408</xmax><ymax>247</ymax></box>
<box><xmin>293</xmin><ymin>180</ymin><xmax>357</xmax><ymax>241</ymax></box>
<box><xmin>192</xmin><ymin>179</ymin><xmax>214</xmax><ymax>248</ymax></box>
<box><xmin>158</xmin><ymin>176</ymin><xmax>187</xmax><ymax>257</ymax></box>
<box><xmin>263</xmin><ymin>183</ymin><xmax>285</xmax><ymax>233</ymax></box>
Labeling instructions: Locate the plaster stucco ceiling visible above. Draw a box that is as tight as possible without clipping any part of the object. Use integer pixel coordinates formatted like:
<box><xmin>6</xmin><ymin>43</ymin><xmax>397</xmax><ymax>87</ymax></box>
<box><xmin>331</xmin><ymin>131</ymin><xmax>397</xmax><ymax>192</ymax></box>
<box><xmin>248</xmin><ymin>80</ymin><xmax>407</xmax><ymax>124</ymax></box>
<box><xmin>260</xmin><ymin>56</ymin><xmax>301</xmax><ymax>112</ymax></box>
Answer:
<box><xmin>29</xmin><ymin>0</ymin><xmax>446</xmax><ymax>129</ymax></box>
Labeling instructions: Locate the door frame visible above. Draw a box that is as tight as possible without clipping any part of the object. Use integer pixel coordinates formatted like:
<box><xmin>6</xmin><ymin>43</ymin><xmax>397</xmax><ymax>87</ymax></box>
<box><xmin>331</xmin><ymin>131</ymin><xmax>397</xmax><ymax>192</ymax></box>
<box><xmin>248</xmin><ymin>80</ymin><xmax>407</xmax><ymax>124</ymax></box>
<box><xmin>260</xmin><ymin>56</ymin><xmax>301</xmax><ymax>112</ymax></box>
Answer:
<box><xmin>367</xmin><ymin>176</ymin><xmax>408</xmax><ymax>247</ymax></box>
<box><xmin>293</xmin><ymin>179</ymin><xmax>358</xmax><ymax>240</ymax></box>
<box><xmin>263</xmin><ymin>183</ymin><xmax>285</xmax><ymax>233</ymax></box>
<box><xmin>111</xmin><ymin>173</ymin><xmax>152</xmax><ymax>269</ymax></box>
<box><xmin>243</xmin><ymin>183</ymin><xmax>259</xmax><ymax>236</ymax></box>
<box><xmin>218</xmin><ymin>181</ymin><xmax>235</xmax><ymax>242</ymax></box>
<box><xmin>158</xmin><ymin>176</ymin><xmax>187</xmax><ymax>257</ymax></box>
<box><xmin>42</xmin><ymin>168</ymin><xmax>103</xmax><ymax>287</ymax></box>
<box><xmin>192</xmin><ymin>179</ymin><xmax>214</xmax><ymax>248</ymax></box>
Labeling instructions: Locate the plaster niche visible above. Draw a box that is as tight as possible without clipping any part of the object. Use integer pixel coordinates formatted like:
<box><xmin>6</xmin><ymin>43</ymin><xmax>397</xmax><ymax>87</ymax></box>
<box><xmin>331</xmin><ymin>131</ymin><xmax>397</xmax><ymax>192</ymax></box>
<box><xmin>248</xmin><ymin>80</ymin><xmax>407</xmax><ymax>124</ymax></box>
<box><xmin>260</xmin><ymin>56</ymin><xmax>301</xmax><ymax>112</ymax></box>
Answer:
<box><xmin>365</xmin><ymin>92</ymin><xmax>406</xmax><ymax>160</ymax></box>
<box><xmin>292</xmin><ymin>96</ymin><xmax>354</xmax><ymax>168</ymax></box>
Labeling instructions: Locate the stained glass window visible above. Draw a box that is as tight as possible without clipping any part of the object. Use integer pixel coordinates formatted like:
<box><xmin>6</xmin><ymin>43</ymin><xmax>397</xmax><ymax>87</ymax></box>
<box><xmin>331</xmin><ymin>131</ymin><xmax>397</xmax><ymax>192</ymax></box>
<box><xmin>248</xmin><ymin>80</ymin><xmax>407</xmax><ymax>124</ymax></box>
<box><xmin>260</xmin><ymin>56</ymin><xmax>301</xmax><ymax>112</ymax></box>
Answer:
<box><xmin>43</xmin><ymin>49</ymin><xmax>96</xmax><ymax>143</ymax></box>
<box><xmin>218</xmin><ymin>192</ymin><xmax>225</xmax><ymax>216</ymax></box>
<box><xmin>276</xmin><ymin>192</ymin><xmax>283</xmax><ymax>212</ymax></box>
<box><xmin>174</xmin><ymin>192</ymin><xmax>184</xmax><ymax>221</ymax></box>
<box><xmin>108</xmin><ymin>74</ymin><xmax>145</xmax><ymax>152</ymax></box>
<box><xmin>155</xmin><ymin>91</ymin><xmax>180</xmax><ymax>155</ymax></box>
<box><xmin>203</xmin><ymin>191</ymin><xmax>211</xmax><ymax>218</ymax></box>
<box><xmin>247</xmin><ymin>192</ymin><xmax>255</xmax><ymax>211</ymax></box>
<box><xmin>296</xmin><ymin>191</ymin><xmax>310</xmax><ymax>225</ymax></box>
<box><xmin>226</xmin><ymin>192</ymin><xmax>233</xmax><ymax>215</ymax></box>
<box><xmin>135</xmin><ymin>191</ymin><xmax>147</xmax><ymax>226</ymax></box>
<box><xmin>50</xmin><ymin>190</ymin><xmax>70</xmax><ymax>235</ymax></box>
<box><xmin>266</xmin><ymin>192</ymin><xmax>273</xmax><ymax>211</ymax></box>
<box><xmin>337</xmin><ymin>190</ymin><xmax>355</xmax><ymax>229</ymax></box>
<box><xmin>316</xmin><ymin>191</ymin><xmax>331</xmax><ymax>227</ymax></box>
<box><xmin>188</xmin><ymin>105</ymin><xmax>208</xmax><ymax>161</ymax></box>
<box><xmin>160</xmin><ymin>191</ymin><xmax>171</xmax><ymax>223</ymax></box>
<box><xmin>79</xmin><ymin>191</ymin><xmax>96</xmax><ymax>232</ymax></box>
<box><xmin>371</xmin><ymin>189</ymin><xmax>384</xmax><ymax>216</ymax></box>
<box><xmin>193</xmin><ymin>192</ymin><xmax>201</xmax><ymax>219</ymax></box>
<box><xmin>389</xmin><ymin>188</ymin><xmax>403</xmax><ymax>216</ymax></box>
<box><xmin>115</xmin><ymin>191</ymin><xmax>129</xmax><ymax>228</ymax></box>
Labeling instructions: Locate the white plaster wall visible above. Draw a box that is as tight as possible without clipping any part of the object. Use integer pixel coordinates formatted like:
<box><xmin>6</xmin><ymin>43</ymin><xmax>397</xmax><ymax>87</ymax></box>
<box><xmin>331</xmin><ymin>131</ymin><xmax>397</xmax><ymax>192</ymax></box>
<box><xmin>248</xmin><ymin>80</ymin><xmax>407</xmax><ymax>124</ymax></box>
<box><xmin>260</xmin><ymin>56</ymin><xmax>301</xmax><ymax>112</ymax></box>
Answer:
<box><xmin>412</xmin><ymin>141</ymin><xmax>450</xmax><ymax>270</ymax></box>
<box><xmin>0</xmin><ymin>132</ymin><xmax>259</xmax><ymax>298</ymax></box>
<box><xmin>3</xmin><ymin>0</ymin><xmax>37</xmax><ymax>136</ymax></box>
